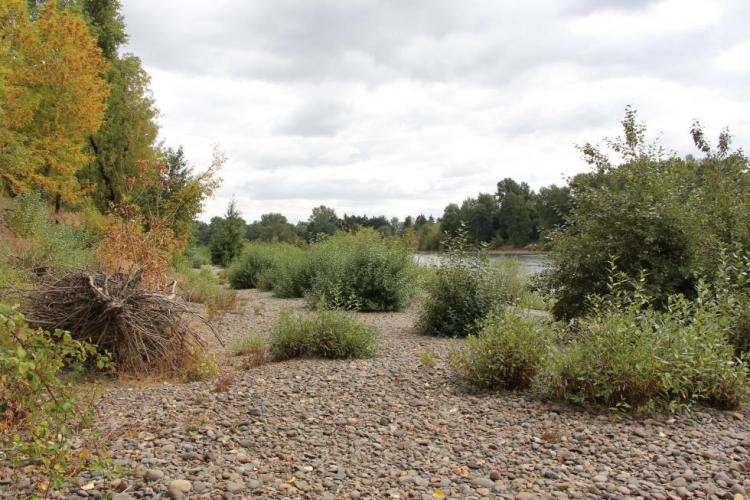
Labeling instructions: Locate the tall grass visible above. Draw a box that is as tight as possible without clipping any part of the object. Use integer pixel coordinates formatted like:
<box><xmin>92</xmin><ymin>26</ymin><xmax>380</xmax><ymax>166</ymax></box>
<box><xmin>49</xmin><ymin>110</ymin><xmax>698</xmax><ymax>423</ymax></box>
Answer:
<box><xmin>8</xmin><ymin>192</ymin><xmax>95</xmax><ymax>270</ymax></box>
<box><xmin>176</xmin><ymin>265</ymin><xmax>237</xmax><ymax>318</ymax></box>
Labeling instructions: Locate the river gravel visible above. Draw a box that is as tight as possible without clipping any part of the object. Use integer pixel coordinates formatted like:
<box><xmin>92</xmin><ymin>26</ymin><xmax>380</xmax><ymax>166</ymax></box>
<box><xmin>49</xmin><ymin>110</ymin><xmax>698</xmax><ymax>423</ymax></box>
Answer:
<box><xmin>2</xmin><ymin>289</ymin><xmax>749</xmax><ymax>499</ymax></box>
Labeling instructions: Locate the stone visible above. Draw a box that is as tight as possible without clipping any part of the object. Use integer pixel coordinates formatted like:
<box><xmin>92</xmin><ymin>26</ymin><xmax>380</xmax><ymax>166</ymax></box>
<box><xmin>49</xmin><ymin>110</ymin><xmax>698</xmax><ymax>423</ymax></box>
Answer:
<box><xmin>226</xmin><ymin>481</ymin><xmax>244</xmax><ymax>493</ymax></box>
<box><xmin>112</xmin><ymin>495</ymin><xmax>136</xmax><ymax>500</ymax></box>
<box><xmin>168</xmin><ymin>479</ymin><xmax>192</xmax><ymax>494</ymax></box>
<box><xmin>143</xmin><ymin>469</ymin><xmax>164</xmax><ymax>482</ymax></box>
<box><xmin>671</xmin><ymin>477</ymin><xmax>688</xmax><ymax>488</ymax></box>
<box><xmin>471</xmin><ymin>477</ymin><xmax>495</xmax><ymax>489</ymax></box>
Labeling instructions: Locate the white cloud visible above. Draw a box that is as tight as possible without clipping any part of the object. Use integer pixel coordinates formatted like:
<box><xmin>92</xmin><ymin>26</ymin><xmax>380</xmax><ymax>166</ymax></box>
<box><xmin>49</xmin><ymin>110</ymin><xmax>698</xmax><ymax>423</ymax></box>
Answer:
<box><xmin>120</xmin><ymin>0</ymin><xmax>750</xmax><ymax>223</ymax></box>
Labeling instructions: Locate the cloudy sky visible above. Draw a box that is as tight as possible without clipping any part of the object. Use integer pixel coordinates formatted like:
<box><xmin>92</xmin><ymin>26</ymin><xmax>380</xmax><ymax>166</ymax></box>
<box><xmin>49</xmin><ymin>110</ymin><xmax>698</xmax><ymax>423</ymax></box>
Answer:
<box><xmin>120</xmin><ymin>0</ymin><xmax>750</xmax><ymax>223</ymax></box>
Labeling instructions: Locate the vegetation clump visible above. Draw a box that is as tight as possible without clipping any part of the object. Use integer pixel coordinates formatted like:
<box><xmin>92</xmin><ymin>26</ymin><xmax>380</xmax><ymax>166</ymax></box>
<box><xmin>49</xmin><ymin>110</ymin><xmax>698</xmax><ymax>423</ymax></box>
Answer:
<box><xmin>9</xmin><ymin>192</ymin><xmax>95</xmax><ymax>270</ymax></box>
<box><xmin>542</xmin><ymin>108</ymin><xmax>750</xmax><ymax>320</ymax></box>
<box><xmin>450</xmin><ymin>312</ymin><xmax>552</xmax><ymax>390</ymax></box>
<box><xmin>227</xmin><ymin>242</ymin><xmax>310</xmax><ymax>298</ymax></box>
<box><xmin>269</xmin><ymin>309</ymin><xmax>376</xmax><ymax>361</ymax></box>
<box><xmin>307</xmin><ymin>229</ymin><xmax>418</xmax><ymax>311</ymax></box>
<box><xmin>232</xmin><ymin>332</ymin><xmax>268</xmax><ymax>367</ymax></box>
<box><xmin>0</xmin><ymin>304</ymin><xmax>111</xmax><ymax>489</ymax></box>
<box><xmin>538</xmin><ymin>269</ymin><xmax>750</xmax><ymax>411</ymax></box>
<box><xmin>176</xmin><ymin>265</ymin><xmax>237</xmax><ymax>318</ymax></box>
<box><xmin>418</xmin><ymin>232</ymin><xmax>514</xmax><ymax>337</ymax></box>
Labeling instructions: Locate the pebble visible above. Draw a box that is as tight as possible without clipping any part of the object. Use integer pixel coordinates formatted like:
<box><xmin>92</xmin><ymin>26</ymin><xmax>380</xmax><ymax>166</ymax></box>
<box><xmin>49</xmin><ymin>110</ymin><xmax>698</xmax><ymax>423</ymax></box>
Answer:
<box><xmin>225</xmin><ymin>481</ymin><xmax>244</xmax><ymax>493</ymax></box>
<box><xmin>8</xmin><ymin>289</ymin><xmax>750</xmax><ymax>499</ymax></box>
<box><xmin>143</xmin><ymin>469</ymin><xmax>164</xmax><ymax>482</ymax></box>
<box><xmin>168</xmin><ymin>479</ymin><xmax>192</xmax><ymax>493</ymax></box>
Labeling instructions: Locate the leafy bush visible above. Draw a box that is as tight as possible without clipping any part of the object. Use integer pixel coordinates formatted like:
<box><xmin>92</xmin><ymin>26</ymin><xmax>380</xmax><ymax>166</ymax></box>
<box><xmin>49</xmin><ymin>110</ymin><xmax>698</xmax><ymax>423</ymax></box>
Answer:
<box><xmin>419</xmin><ymin>348</ymin><xmax>437</xmax><ymax>367</ymax></box>
<box><xmin>710</xmin><ymin>246</ymin><xmax>750</xmax><ymax>356</ymax></box>
<box><xmin>0</xmin><ymin>253</ymin><xmax>28</xmax><ymax>293</ymax></box>
<box><xmin>227</xmin><ymin>243</ymin><xmax>310</xmax><ymax>297</ymax></box>
<box><xmin>543</xmin><ymin>109</ymin><xmax>750</xmax><ymax>319</ymax></box>
<box><xmin>538</xmin><ymin>272</ymin><xmax>750</xmax><ymax>411</ymax></box>
<box><xmin>0</xmin><ymin>303</ymin><xmax>111</xmax><ymax>489</ymax></box>
<box><xmin>417</xmin><ymin>233</ymin><xmax>511</xmax><ymax>337</ymax></box>
<box><xmin>266</xmin><ymin>248</ymin><xmax>311</xmax><ymax>298</ymax></box>
<box><xmin>268</xmin><ymin>309</ymin><xmax>376</xmax><ymax>360</ymax></box>
<box><xmin>307</xmin><ymin>229</ymin><xmax>417</xmax><ymax>311</ymax></box>
<box><xmin>450</xmin><ymin>312</ymin><xmax>552</xmax><ymax>390</ymax></box>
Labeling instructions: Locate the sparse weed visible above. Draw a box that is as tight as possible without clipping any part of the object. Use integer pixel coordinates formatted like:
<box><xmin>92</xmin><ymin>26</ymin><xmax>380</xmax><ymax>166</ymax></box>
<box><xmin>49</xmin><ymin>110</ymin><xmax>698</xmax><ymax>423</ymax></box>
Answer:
<box><xmin>232</xmin><ymin>332</ymin><xmax>267</xmax><ymax>368</ymax></box>
<box><xmin>419</xmin><ymin>348</ymin><xmax>437</xmax><ymax>367</ymax></box>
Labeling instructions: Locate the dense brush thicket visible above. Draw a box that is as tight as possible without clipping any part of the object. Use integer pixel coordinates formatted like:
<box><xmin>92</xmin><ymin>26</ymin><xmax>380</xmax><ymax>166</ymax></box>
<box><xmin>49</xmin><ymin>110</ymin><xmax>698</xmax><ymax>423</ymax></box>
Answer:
<box><xmin>227</xmin><ymin>230</ymin><xmax>418</xmax><ymax>312</ymax></box>
<box><xmin>227</xmin><ymin>243</ymin><xmax>311</xmax><ymax>298</ymax></box>
<box><xmin>542</xmin><ymin>109</ymin><xmax>750</xmax><ymax>320</ymax></box>
<box><xmin>306</xmin><ymin>230</ymin><xmax>418</xmax><ymax>311</ymax></box>
<box><xmin>451</xmin><ymin>259</ymin><xmax>750</xmax><ymax>411</ymax></box>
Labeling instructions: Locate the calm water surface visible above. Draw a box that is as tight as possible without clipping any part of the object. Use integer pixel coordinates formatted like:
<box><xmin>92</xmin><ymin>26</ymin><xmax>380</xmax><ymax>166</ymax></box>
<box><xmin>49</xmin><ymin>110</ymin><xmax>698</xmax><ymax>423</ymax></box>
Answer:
<box><xmin>415</xmin><ymin>252</ymin><xmax>549</xmax><ymax>276</ymax></box>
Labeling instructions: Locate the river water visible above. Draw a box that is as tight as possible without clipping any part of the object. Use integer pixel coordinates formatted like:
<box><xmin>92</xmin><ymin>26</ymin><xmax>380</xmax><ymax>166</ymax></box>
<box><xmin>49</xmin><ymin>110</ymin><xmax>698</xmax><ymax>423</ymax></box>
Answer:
<box><xmin>414</xmin><ymin>252</ymin><xmax>549</xmax><ymax>276</ymax></box>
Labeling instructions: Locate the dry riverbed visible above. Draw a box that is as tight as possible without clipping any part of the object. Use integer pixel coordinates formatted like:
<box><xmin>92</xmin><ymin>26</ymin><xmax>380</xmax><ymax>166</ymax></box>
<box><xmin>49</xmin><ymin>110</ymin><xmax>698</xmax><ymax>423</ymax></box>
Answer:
<box><xmin>2</xmin><ymin>290</ymin><xmax>750</xmax><ymax>499</ymax></box>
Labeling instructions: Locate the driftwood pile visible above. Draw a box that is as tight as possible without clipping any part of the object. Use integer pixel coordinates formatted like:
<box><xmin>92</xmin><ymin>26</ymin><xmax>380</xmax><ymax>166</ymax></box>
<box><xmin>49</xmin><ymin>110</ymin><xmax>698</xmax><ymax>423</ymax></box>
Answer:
<box><xmin>22</xmin><ymin>269</ymin><xmax>214</xmax><ymax>374</ymax></box>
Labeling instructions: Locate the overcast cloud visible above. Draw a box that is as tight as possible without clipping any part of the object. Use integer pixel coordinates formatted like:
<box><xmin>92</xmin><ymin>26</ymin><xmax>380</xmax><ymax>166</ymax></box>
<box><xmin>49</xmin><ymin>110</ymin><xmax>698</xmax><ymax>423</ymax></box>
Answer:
<box><xmin>120</xmin><ymin>0</ymin><xmax>750</xmax><ymax>222</ymax></box>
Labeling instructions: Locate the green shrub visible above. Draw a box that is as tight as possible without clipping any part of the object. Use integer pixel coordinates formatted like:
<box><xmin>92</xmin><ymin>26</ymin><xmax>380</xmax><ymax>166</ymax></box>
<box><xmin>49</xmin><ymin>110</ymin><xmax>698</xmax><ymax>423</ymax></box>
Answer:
<box><xmin>710</xmin><ymin>245</ymin><xmax>750</xmax><ymax>356</ymax></box>
<box><xmin>227</xmin><ymin>243</ymin><xmax>310</xmax><ymax>298</ymax></box>
<box><xmin>450</xmin><ymin>312</ymin><xmax>552</xmax><ymax>390</ymax></box>
<box><xmin>307</xmin><ymin>229</ymin><xmax>417</xmax><ymax>311</ymax></box>
<box><xmin>417</xmin><ymin>233</ymin><xmax>511</xmax><ymax>337</ymax></box>
<box><xmin>267</xmin><ymin>249</ymin><xmax>311</xmax><ymax>298</ymax></box>
<box><xmin>9</xmin><ymin>192</ymin><xmax>95</xmax><ymax>270</ymax></box>
<box><xmin>419</xmin><ymin>347</ymin><xmax>437</xmax><ymax>367</ymax></box>
<box><xmin>227</xmin><ymin>243</ymin><xmax>277</xmax><ymax>289</ymax></box>
<box><xmin>0</xmin><ymin>303</ymin><xmax>111</xmax><ymax>489</ymax></box>
<box><xmin>542</xmin><ymin>110</ymin><xmax>750</xmax><ymax>320</ymax></box>
<box><xmin>538</xmin><ymin>273</ymin><xmax>750</xmax><ymax>411</ymax></box>
<box><xmin>0</xmin><ymin>253</ymin><xmax>28</xmax><ymax>294</ymax></box>
<box><xmin>181</xmin><ymin>350</ymin><xmax>218</xmax><ymax>382</ymax></box>
<box><xmin>268</xmin><ymin>309</ymin><xmax>376</xmax><ymax>360</ymax></box>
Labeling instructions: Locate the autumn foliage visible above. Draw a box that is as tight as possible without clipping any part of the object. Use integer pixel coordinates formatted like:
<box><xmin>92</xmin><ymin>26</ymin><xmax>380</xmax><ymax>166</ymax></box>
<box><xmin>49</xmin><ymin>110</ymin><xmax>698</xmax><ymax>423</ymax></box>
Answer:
<box><xmin>0</xmin><ymin>0</ymin><xmax>109</xmax><ymax>202</ymax></box>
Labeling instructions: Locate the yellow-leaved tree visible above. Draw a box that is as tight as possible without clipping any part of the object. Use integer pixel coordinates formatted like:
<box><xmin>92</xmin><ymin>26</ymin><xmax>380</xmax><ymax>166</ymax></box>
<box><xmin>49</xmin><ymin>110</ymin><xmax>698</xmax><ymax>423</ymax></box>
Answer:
<box><xmin>0</xmin><ymin>0</ymin><xmax>109</xmax><ymax>204</ymax></box>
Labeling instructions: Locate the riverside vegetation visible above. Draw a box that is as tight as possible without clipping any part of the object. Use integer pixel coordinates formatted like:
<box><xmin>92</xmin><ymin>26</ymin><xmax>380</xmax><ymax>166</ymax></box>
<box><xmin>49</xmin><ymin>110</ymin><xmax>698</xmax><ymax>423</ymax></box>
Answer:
<box><xmin>0</xmin><ymin>0</ymin><xmax>748</xmax><ymax>495</ymax></box>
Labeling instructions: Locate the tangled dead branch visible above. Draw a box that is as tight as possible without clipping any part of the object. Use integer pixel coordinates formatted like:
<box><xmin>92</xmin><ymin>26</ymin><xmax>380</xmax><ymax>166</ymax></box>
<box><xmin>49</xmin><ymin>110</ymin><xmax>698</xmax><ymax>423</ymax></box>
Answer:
<box><xmin>21</xmin><ymin>269</ymin><xmax>220</xmax><ymax>374</ymax></box>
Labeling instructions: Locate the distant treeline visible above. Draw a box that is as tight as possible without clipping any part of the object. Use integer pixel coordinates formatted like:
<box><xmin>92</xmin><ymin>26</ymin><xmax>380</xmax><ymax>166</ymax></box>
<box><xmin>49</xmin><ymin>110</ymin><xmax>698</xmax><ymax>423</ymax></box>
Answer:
<box><xmin>194</xmin><ymin>177</ymin><xmax>572</xmax><ymax>252</ymax></box>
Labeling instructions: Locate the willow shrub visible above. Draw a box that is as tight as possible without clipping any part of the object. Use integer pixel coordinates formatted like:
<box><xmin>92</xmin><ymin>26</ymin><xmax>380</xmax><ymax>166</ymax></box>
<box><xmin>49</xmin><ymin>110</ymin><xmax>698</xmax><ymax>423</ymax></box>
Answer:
<box><xmin>538</xmin><ymin>272</ymin><xmax>750</xmax><ymax>411</ymax></box>
<box><xmin>307</xmin><ymin>229</ymin><xmax>418</xmax><ymax>312</ymax></box>
<box><xmin>227</xmin><ymin>243</ymin><xmax>310</xmax><ymax>298</ymax></box>
<box><xmin>418</xmin><ymin>233</ymin><xmax>515</xmax><ymax>337</ymax></box>
<box><xmin>9</xmin><ymin>192</ymin><xmax>95</xmax><ymax>270</ymax></box>
<box><xmin>450</xmin><ymin>311</ymin><xmax>553</xmax><ymax>390</ymax></box>
<box><xmin>269</xmin><ymin>309</ymin><xmax>376</xmax><ymax>360</ymax></box>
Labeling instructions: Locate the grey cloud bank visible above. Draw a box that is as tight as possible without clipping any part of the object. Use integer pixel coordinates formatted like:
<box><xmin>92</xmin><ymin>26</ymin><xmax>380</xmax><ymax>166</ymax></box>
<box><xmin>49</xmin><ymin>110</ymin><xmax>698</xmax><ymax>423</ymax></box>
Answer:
<box><xmin>121</xmin><ymin>0</ymin><xmax>750</xmax><ymax>222</ymax></box>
